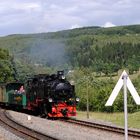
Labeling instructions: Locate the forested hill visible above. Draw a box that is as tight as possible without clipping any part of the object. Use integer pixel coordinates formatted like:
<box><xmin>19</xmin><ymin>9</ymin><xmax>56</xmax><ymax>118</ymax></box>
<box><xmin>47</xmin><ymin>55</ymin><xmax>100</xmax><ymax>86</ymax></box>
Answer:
<box><xmin>0</xmin><ymin>24</ymin><xmax>140</xmax><ymax>76</ymax></box>
<box><xmin>0</xmin><ymin>25</ymin><xmax>140</xmax><ymax>112</ymax></box>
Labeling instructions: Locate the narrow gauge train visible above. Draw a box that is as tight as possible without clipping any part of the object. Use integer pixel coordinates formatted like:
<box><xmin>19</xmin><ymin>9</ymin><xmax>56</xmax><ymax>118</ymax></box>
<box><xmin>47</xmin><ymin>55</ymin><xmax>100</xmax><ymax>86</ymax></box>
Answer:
<box><xmin>0</xmin><ymin>71</ymin><xmax>79</xmax><ymax>118</ymax></box>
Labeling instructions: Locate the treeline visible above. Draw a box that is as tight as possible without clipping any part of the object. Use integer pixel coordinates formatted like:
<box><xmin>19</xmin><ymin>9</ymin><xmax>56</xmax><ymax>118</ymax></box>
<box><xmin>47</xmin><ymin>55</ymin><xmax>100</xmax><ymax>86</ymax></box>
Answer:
<box><xmin>0</xmin><ymin>48</ymin><xmax>36</xmax><ymax>82</ymax></box>
<box><xmin>66</xmin><ymin>35</ymin><xmax>140</xmax><ymax>75</ymax></box>
<box><xmin>50</xmin><ymin>25</ymin><xmax>140</xmax><ymax>38</ymax></box>
<box><xmin>69</xmin><ymin>69</ymin><xmax>140</xmax><ymax>113</ymax></box>
<box><xmin>0</xmin><ymin>49</ymin><xmax>15</xmax><ymax>82</ymax></box>
<box><xmin>0</xmin><ymin>25</ymin><xmax>140</xmax><ymax>71</ymax></box>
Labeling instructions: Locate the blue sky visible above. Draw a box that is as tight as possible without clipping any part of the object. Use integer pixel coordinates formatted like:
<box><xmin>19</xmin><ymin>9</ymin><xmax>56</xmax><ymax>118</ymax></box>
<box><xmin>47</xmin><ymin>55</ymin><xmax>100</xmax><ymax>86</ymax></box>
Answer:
<box><xmin>0</xmin><ymin>0</ymin><xmax>140</xmax><ymax>36</ymax></box>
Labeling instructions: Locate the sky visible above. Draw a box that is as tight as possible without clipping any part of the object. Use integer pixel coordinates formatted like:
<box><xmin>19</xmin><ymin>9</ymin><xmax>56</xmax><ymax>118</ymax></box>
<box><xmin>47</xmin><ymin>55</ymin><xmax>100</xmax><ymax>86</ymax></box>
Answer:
<box><xmin>0</xmin><ymin>0</ymin><xmax>140</xmax><ymax>36</ymax></box>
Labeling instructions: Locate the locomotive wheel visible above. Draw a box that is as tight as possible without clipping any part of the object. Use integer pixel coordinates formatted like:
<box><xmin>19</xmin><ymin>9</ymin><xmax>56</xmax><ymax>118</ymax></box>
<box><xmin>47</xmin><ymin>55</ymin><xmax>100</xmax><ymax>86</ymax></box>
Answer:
<box><xmin>38</xmin><ymin>103</ymin><xmax>44</xmax><ymax>117</ymax></box>
<box><xmin>43</xmin><ymin>104</ymin><xmax>49</xmax><ymax>119</ymax></box>
<box><xmin>39</xmin><ymin>103</ymin><xmax>48</xmax><ymax>118</ymax></box>
<box><xmin>40</xmin><ymin>114</ymin><xmax>46</xmax><ymax>118</ymax></box>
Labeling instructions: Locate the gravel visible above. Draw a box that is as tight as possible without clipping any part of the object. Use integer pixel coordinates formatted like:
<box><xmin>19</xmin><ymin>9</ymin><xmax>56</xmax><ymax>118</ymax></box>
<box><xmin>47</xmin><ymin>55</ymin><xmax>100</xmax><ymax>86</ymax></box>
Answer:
<box><xmin>6</xmin><ymin>110</ymin><xmax>139</xmax><ymax>140</ymax></box>
<box><xmin>0</xmin><ymin>125</ymin><xmax>23</xmax><ymax>140</ymax></box>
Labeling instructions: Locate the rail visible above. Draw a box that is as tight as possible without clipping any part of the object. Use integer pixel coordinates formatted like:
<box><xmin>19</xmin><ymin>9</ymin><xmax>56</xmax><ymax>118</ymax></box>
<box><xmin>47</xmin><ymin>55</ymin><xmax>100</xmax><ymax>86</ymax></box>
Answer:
<box><xmin>0</xmin><ymin>109</ymin><xmax>59</xmax><ymax>140</ymax></box>
<box><xmin>60</xmin><ymin>118</ymin><xmax>140</xmax><ymax>138</ymax></box>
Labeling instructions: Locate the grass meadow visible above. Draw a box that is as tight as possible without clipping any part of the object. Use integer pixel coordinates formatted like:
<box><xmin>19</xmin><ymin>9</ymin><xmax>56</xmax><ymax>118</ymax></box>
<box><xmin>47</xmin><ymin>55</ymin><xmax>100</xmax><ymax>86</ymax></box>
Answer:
<box><xmin>77</xmin><ymin>111</ymin><xmax>140</xmax><ymax>129</ymax></box>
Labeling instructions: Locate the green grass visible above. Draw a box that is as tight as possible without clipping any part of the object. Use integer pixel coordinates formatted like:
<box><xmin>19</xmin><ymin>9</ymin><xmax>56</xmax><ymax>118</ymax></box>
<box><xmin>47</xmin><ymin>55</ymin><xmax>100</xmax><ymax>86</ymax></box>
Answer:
<box><xmin>77</xmin><ymin>111</ymin><xmax>140</xmax><ymax>129</ymax></box>
<box><xmin>96</xmin><ymin>69</ymin><xmax>140</xmax><ymax>81</ymax></box>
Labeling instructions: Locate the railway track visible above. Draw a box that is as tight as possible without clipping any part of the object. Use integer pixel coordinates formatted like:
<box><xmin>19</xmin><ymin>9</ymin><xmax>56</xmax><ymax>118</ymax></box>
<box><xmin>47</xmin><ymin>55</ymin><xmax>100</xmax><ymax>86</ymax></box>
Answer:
<box><xmin>0</xmin><ymin>109</ymin><xmax>59</xmax><ymax>140</ymax></box>
<box><xmin>60</xmin><ymin>118</ymin><xmax>140</xmax><ymax>138</ymax></box>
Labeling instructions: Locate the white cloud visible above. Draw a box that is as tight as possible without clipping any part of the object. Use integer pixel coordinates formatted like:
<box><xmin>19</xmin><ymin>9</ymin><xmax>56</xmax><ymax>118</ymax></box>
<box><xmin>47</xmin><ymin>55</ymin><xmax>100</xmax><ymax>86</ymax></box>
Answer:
<box><xmin>70</xmin><ymin>24</ymin><xmax>81</xmax><ymax>29</ymax></box>
<box><xmin>103</xmin><ymin>22</ymin><xmax>116</xmax><ymax>28</ymax></box>
<box><xmin>0</xmin><ymin>0</ymin><xmax>140</xmax><ymax>36</ymax></box>
<box><xmin>12</xmin><ymin>3</ymin><xmax>41</xmax><ymax>11</ymax></box>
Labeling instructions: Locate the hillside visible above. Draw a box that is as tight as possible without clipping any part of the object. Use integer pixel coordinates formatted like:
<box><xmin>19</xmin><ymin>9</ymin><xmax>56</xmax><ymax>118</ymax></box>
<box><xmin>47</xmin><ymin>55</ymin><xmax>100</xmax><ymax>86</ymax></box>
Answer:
<box><xmin>0</xmin><ymin>25</ymin><xmax>140</xmax><ymax>75</ymax></box>
<box><xmin>0</xmin><ymin>25</ymin><xmax>140</xmax><ymax>112</ymax></box>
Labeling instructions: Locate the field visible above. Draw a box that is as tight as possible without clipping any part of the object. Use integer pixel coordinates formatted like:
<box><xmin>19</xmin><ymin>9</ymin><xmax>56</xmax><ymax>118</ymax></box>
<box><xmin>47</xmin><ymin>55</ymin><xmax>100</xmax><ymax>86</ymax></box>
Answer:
<box><xmin>77</xmin><ymin>111</ymin><xmax>140</xmax><ymax>129</ymax></box>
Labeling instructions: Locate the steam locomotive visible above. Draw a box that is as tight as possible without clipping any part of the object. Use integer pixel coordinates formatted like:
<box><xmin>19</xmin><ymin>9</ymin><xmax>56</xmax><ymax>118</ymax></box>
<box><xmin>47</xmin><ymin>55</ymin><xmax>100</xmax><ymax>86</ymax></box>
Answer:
<box><xmin>0</xmin><ymin>71</ymin><xmax>79</xmax><ymax>118</ymax></box>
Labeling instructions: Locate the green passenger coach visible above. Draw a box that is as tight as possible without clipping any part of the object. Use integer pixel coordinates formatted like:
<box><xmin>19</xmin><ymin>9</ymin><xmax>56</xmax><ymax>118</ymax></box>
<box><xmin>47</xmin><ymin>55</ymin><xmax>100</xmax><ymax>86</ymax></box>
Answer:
<box><xmin>0</xmin><ymin>82</ymin><xmax>26</xmax><ymax>108</ymax></box>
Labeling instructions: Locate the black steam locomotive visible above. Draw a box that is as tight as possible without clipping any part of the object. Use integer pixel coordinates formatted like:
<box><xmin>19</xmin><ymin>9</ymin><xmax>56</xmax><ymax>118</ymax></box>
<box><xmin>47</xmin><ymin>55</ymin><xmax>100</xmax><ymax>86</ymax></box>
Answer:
<box><xmin>26</xmin><ymin>71</ymin><xmax>79</xmax><ymax>117</ymax></box>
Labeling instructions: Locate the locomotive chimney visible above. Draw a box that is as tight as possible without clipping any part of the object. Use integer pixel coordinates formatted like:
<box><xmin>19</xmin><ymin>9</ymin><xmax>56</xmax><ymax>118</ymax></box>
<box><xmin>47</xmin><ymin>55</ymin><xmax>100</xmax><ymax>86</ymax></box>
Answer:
<box><xmin>57</xmin><ymin>71</ymin><xmax>65</xmax><ymax>79</ymax></box>
<box><xmin>57</xmin><ymin>71</ymin><xmax>64</xmax><ymax>76</ymax></box>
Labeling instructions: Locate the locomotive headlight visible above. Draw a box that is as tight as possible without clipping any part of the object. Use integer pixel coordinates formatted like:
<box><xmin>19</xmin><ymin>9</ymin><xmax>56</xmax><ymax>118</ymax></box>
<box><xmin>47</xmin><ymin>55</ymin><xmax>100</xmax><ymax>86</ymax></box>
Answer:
<box><xmin>62</xmin><ymin>75</ymin><xmax>65</xmax><ymax>79</ymax></box>
<box><xmin>76</xmin><ymin>97</ymin><xmax>80</xmax><ymax>102</ymax></box>
<box><xmin>48</xmin><ymin>98</ymin><xmax>53</xmax><ymax>102</ymax></box>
